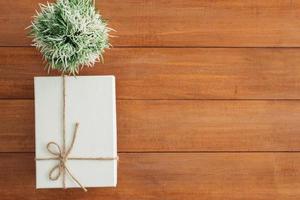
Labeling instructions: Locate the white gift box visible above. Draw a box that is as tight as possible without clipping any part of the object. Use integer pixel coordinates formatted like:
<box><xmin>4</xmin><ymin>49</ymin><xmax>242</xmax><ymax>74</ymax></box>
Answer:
<box><xmin>34</xmin><ymin>75</ymin><xmax>117</xmax><ymax>190</ymax></box>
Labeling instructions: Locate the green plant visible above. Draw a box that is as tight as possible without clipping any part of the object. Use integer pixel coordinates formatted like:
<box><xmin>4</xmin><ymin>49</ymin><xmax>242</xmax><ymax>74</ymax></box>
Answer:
<box><xmin>29</xmin><ymin>0</ymin><xmax>111</xmax><ymax>74</ymax></box>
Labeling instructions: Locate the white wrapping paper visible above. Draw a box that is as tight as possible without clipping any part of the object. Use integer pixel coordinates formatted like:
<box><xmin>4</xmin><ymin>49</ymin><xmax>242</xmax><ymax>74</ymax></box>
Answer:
<box><xmin>34</xmin><ymin>76</ymin><xmax>117</xmax><ymax>189</ymax></box>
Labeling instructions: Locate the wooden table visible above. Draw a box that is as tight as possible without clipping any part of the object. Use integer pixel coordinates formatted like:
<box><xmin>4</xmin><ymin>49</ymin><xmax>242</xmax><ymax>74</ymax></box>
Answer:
<box><xmin>1</xmin><ymin>0</ymin><xmax>300</xmax><ymax>199</ymax></box>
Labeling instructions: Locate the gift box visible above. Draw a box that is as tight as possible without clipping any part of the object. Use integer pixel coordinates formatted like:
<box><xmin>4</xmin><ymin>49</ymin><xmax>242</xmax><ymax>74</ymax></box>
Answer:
<box><xmin>34</xmin><ymin>75</ymin><xmax>117</xmax><ymax>191</ymax></box>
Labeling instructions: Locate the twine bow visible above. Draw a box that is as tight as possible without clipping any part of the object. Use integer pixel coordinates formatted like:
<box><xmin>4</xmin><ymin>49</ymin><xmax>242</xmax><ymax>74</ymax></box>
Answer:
<box><xmin>36</xmin><ymin>75</ymin><xmax>118</xmax><ymax>192</ymax></box>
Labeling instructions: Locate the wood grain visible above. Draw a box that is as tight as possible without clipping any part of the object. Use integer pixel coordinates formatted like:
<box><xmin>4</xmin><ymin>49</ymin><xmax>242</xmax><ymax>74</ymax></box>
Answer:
<box><xmin>1</xmin><ymin>100</ymin><xmax>300</xmax><ymax>152</ymax></box>
<box><xmin>2</xmin><ymin>47</ymin><xmax>300</xmax><ymax>99</ymax></box>
<box><xmin>2</xmin><ymin>0</ymin><xmax>300</xmax><ymax>47</ymax></box>
<box><xmin>1</xmin><ymin>153</ymin><xmax>300</xmax><ymax>200</ymax></box>
<box><xmin>1</xmin><ymin>0</ymin><xmax>299</xmax><ymax>198</ymax></box>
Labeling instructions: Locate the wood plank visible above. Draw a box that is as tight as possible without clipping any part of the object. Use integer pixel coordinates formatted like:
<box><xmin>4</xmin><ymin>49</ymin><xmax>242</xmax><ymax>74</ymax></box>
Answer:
<box><xmin>1</xmin><ymin>153</ymin><xmax>300</xmax><ymax>200</ymax></box>
<box><xmin>2</xmin><ymin>47</ymin><xmax>300</xmax><ymax>99</ymax></box>
<box><xmin>2</xmin><ymin>100</ymin><xmax>300</xmax><ymax>152</ymax></box>
<box><xmin>2</xmin><ymin>0</ymin><xmax>300</xmax><ymax>47</ymax></box>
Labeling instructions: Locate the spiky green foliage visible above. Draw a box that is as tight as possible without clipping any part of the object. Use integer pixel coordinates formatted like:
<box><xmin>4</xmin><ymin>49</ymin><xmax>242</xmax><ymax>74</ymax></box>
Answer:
<box><xmin>30</xmin><ymin>0</ymin><xmax>111</xmax><ymax>74</ymax></box>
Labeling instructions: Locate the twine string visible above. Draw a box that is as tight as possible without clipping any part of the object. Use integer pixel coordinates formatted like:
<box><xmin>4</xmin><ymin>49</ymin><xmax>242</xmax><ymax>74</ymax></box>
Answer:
<box><xmin>36</xmin><ymin>75</ymin><xmax>118</xmax><ymax>192</ymax></box>
<box><xmin>62</xmin><ymin>73</ymin><xmax>66</xmax><ymax>189</ymax></box>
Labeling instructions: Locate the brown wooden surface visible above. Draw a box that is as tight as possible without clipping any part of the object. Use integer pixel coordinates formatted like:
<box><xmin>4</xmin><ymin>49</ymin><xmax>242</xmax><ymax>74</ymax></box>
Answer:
<box><xmin>2</xmin><ymin>47</ymin><xmax>300</xmax><ymax>99</ymax></box>
<box><xmin>2</xmin><ymin>0</ymin><xmax>300</xmax><ymax>47</ymax></box>
<box><xmin>1</xmin><ymin>99</ymin><xmax>300</xmax><ymax>152</ymax></box>
<box><xmin>0</xmin><ymin>0</ymin><xmax>299</xmax><ymax>199</ymax></box>
<box><xmin>1</xmin><ymin>153</ymin><xmax>300</xmax><ymax>200</ymax></box>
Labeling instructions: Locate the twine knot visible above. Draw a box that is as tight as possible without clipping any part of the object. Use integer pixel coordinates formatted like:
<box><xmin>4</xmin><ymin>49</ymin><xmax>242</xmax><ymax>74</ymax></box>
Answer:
<box><xmin>38</xmin><ymin>123</ymin><xmax>88</xmax><ymax>192</ymax></box>
<box><xmin>46</xmin><ymin>122</ymin><xmax>80</xmax><ymax>182</ymax></box>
